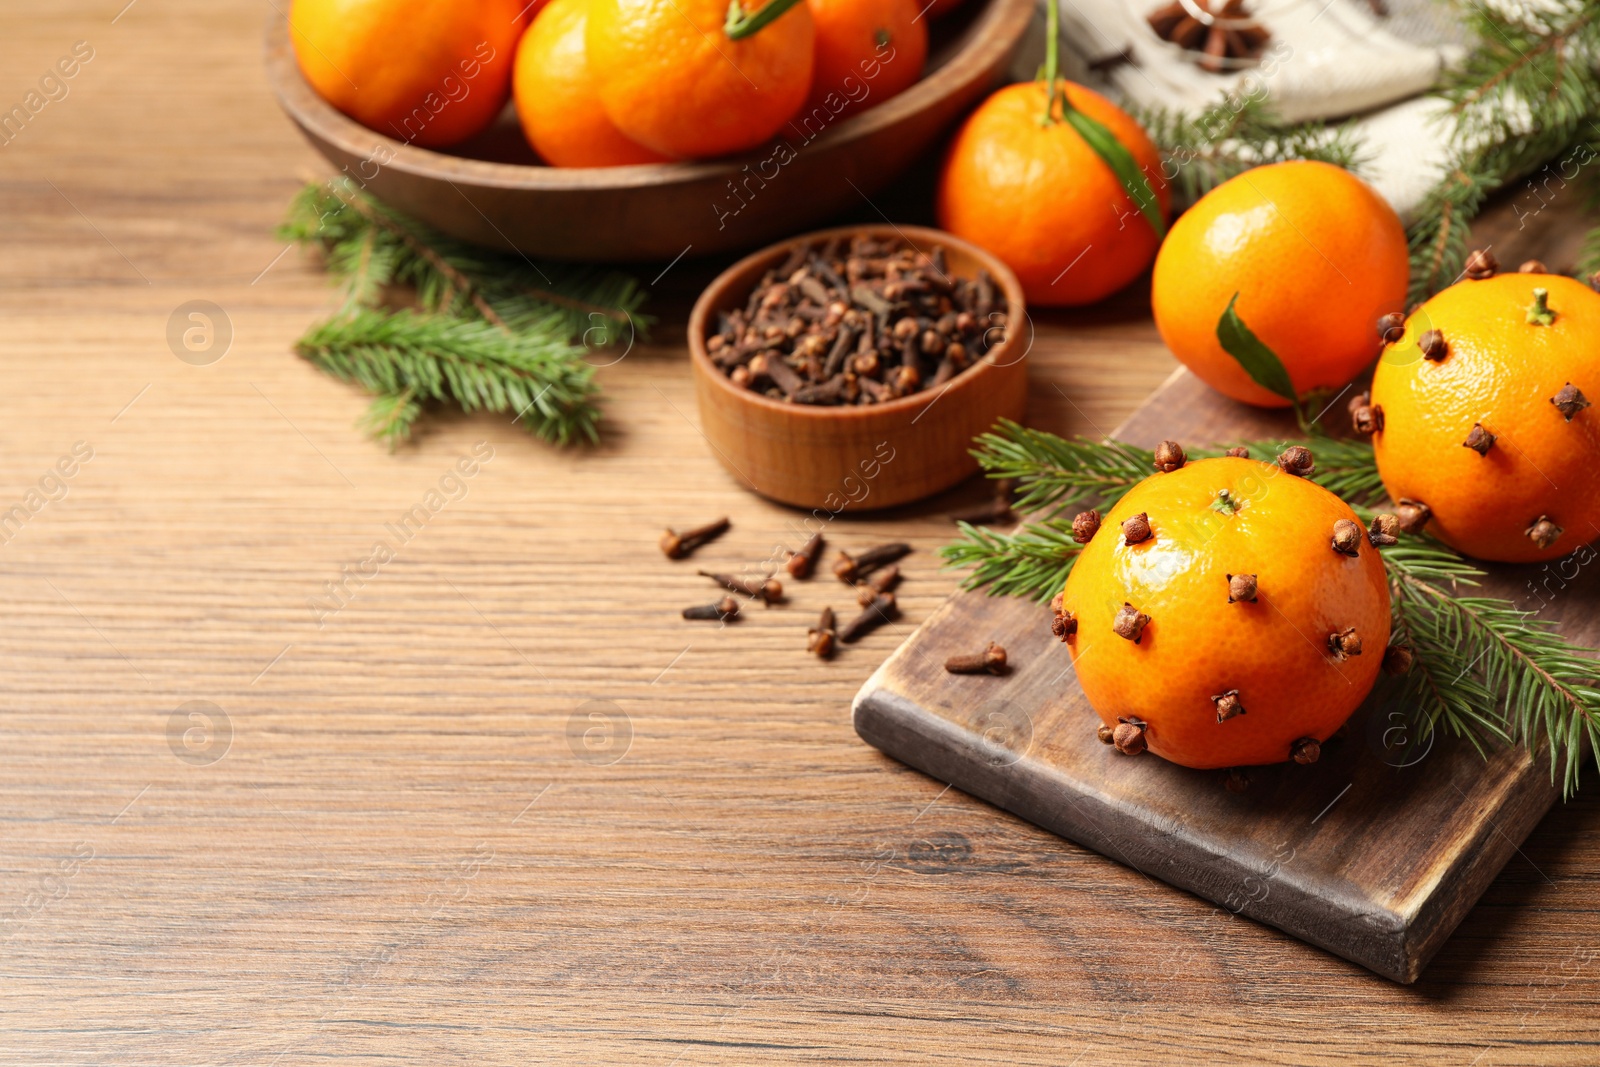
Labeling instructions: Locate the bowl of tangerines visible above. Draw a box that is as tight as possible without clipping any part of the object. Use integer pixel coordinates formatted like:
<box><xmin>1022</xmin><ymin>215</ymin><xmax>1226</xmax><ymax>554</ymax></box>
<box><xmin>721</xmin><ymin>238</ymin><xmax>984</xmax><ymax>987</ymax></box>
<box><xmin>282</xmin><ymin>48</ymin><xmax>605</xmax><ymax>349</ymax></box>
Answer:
<box><xmin>267</xmin><ymin>0</ymin><xmax>1034</xmax><ymax>261</ymax></box>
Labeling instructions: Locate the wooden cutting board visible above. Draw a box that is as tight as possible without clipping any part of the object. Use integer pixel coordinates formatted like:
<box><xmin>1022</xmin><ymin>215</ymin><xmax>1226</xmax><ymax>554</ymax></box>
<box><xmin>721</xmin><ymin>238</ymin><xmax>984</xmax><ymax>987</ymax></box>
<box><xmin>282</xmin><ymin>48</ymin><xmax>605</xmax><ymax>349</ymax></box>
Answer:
<box><xmin>853</xmin><ymin>368</ymin><xmax>1587</xmax><ymax>983</ymax></box>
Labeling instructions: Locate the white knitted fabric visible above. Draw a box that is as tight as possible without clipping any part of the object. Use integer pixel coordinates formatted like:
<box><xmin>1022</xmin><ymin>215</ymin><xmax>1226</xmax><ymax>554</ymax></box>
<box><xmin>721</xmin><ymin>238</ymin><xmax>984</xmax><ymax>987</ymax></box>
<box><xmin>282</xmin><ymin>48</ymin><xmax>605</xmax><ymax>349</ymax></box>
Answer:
<box><xmin>1008</xmin><ymin>0</ymin><xmax>1470</xmax><ymax>218</ymax></box>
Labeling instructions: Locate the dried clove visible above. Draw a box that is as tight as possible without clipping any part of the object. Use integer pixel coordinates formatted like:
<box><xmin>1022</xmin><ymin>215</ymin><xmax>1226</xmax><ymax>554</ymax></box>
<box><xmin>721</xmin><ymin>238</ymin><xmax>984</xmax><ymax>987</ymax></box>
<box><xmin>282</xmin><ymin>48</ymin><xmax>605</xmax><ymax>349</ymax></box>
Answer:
<box><xmin>683</xmin><ymin>596</ymin><xmax>740</xmax><ymax>621</ymax></box>
<box><xmin>1396</xmin><ymin>498</ymin><xmax>1432</xmax><ymax>534</ymax></box>
<box><xmin>1367</xmin><ymin>513</ymin><xmax>1401</xmax><ymax>547</ymax></box>
<box><xmin>1223</xmin><ymin>446</ymin><xmax>1250</xmax><ymax>459</ymax></box>
<box><xmin>1112</xmin><ymin>717</ymin><xmax>1147</xmax><ymax>756</ymax></box>
<box><xmin>1328</xmin><ymin>627</ymin><xmax>1363</xmax><ymax>659</ymax></box>
<box><xmin>1049</xmin><ymin>592</ymin><xmax>1077</xmax><ymax>642</ymax></box>
<box><xmin>1417</xmin><ymin>329</ymin><xmax>1448</xmax><ymax>362</ymax></box>
<box><xmin>944</xmin><ymin>642</ymin><xmax>1008</xmax><ymax>675</ymax></box>
<box><xmin>699</xmin><ymin>569</ymin><xmax>783</xmax><ymax>605</ymax></box>
<box><xmin>1277</xmin><ymin>445</ymin><xmax>1316</xmax><ymax>478</ymax></box>
<box><xmin>1382</xmin><ymin>643</ymin><xmax>1415</xmax><ymax>675</ymax></box>
<box><xmin>1463</xmin><ymin>248</ymin><xmax>1499</xmax><ymax>280</ymax></box>
<box><xmin>1213</xmin><ymin>689</ymin><xmax>1246</xmax><ymax>722</ymax></box>
<box><xmin>1227</xmin><ymin>573</ymin><xmax>1258</xmax><ymax>603</ymax></box>
<box><xmin>1096</xmin><ymin>723</ymin><xmax>1116</xmax><ymax>745</ymax></box>
<box><xmin>1072</xmin><ymin>509</ymin><xmax>1102</xmax><ymax>544</ymax></box>
<box><xmin>840</xmin><ymin>592</ymin><xmax>898</xmax><ymax>643</ymax></box>
<box><xmin>807</xmin><ymin>606</ymin><xmax>837</xmax><ymax>658</ymax></box>
<box><xmin>855</xmin><ymin>564</ymin><xmax>902</xmax><ymax>605</ymax></box>
<box><xmin>1331</xmin><ymin>518</ymin><xmax>1364</xmax><ymax>557</ymax></box>
<box><xmin>1519</xmin><ymin>259</ymin><xmax>1548</xmax><ymax>274</ymax></box>
<box><xmin>1290</xmin><ymin>737</ymin><xmax>1321</xmax><ymax>765</ymax></box>
<box><xmin>1348</xmin><ymin>392</ymin><xmax>1384</xmax><ymax>434</ymax></box>
<box><xmin>1113</xmin><ymin>602</ymin><xmax>1151</xmax><ymax>643</ymax></box>
<box><xmin>1153</xmin><ymin>440</ymin><xmax>1187</xmax><ymax>473</ymax></box>
<box><xmin>1376</xmin><ymin>311</ymin><xmax>1407</xmax><ymax>344</ymax></box>
<box><xmin>833</xmin><ymin>542</ymin><xmax>911</xmax><ymax>584</ymax></box>
<box><xmin>1462</xmin><ymin>422</ymin><xmax>1496</xmax><ymax>455</ymax></box>
<box><xmin>661</xmin><ymin>517</ymin><xmax>731</xmax><ymax>559</ymax></box>
<box><xmin>1122</xmin><ymin>512</ymin><xmax>1153</xmax><ymax>545</ymax></box>
<box><xmin>1526</xmin><ymin>515</ymin><xmax>1563</xmax><ymax>549</ymax></box>
<box><xmin>785</xmin><ymin>531</ymin><xmax>825</xmax><ymax>578</ymax></box>
<box><xmin>1551</xmin><ymin>383</ymin><xmax>1591</xmax><ymax>422</ymax></box>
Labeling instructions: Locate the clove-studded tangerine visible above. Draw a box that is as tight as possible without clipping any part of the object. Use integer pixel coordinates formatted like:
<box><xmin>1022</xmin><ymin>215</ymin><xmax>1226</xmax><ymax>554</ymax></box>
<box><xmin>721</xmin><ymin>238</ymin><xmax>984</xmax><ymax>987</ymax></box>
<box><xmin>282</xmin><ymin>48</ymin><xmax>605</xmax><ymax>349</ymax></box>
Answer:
<box><xmin>1370</xmin><ymin>269</ymin><xmax>1600</xmax><ymax>562</ymax></box>
<box><xmin>1057</xmin><ymin>455</ymin><xmax>1391</xmax><ymax>769</ymax></box>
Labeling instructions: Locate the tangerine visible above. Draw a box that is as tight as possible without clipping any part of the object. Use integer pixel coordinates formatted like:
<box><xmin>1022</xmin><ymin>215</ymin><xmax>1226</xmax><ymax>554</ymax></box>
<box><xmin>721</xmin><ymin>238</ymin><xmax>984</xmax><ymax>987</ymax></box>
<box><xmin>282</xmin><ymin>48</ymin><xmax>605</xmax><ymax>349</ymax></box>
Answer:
<box><xmin>1151</xmin><ymin>160</ymin><xmax>1409</xmax><ymax>407</ymax></box>
<box><xmin>936</xmin><ymin>80</ymin><xmax>1170</xmax><ymax>307</ymax></box>
<box><xmin>1369</xmin><ymin>266</ymin><xmax>1600</xmax><ymax>563</ymax></box>
<box><xmin>586</xmin><ymin>0</ymin><xmax>814</xmax><ymax>159</ymax></box>
<box><xmin>290</xmin><ymin>0</ymin><xmax>525</xmax><ymax>148</ymax></box>
<box><xmin>512</xmin><ymin>0</ymin><xmax>669</xmax><ymax>167</ymax></box>
<box><xmin>804</xmin><ymin>0</ymin><xmax>925</xmax><ymax>117</ymax></box>
<box><xmin>1056</xmin><ymin>451</ymin><xmax>1391</xmax><ymax>769</ymax></box>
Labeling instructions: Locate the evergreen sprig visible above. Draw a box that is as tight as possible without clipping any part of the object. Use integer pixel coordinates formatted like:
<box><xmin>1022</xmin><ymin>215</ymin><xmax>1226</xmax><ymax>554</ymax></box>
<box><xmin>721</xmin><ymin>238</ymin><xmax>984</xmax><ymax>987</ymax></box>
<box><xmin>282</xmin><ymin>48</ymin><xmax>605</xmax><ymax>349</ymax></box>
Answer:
<box><xmin>297</xmin><ymin>308</ymin><xmax>602</xmax><ymax>447</ymax></box>
<box><xmin>280</xmin><ymin>179</ymin><xmax>650</xmax><ymax>447</ymax></box>
<box><xmin>941</xmin><ymin>423</ymin><xmax>1600</xmax><ymax>796</ymax></box>
<box><xmin>1407</xmin><ymin>0</ymin><xmax>1600</xmax><ymax>303</ymax></box>
<box><xmin>1136</xmin><ymin>96</ymin><xmax>1369</xmax><ymax>208</ymax></box>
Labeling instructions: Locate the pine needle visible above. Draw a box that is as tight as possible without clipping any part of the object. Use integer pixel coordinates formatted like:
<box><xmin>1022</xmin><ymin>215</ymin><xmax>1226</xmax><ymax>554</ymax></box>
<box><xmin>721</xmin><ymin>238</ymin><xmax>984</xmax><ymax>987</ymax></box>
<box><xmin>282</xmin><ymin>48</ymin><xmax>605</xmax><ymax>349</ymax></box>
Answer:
<box><xmin>944</xmin><ymin>519</ymin><xmax>1083</xmax><ymax>603</ymax></box>
<box><xmin>297</xmin><ymin>308</ymin><xmax>601</xmax><ymax>448</ymax></box>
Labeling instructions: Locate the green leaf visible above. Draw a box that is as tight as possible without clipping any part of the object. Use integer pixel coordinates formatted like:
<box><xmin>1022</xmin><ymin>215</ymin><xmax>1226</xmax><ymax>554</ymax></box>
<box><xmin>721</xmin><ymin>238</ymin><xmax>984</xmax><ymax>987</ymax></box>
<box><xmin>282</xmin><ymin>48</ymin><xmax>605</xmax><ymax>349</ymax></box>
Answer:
<box><xmin>1216</xmin><ymin>293</ymin><xmax>1297</xmax><ymax>404</ymax></box>
<box><xmin>1059</xmin><ymin>106</ymin><xmax>1166</xmax><ymax>242</ymax></box>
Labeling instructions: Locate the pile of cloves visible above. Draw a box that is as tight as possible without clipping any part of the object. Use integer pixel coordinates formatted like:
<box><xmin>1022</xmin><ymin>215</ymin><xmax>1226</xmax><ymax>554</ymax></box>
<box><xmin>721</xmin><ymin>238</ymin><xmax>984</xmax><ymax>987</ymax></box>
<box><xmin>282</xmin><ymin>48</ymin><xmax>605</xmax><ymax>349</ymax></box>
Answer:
<box><xmin>704</xmin><ymin>234</ymin><xmax>1008</xmax><ymax>405</ymax></box>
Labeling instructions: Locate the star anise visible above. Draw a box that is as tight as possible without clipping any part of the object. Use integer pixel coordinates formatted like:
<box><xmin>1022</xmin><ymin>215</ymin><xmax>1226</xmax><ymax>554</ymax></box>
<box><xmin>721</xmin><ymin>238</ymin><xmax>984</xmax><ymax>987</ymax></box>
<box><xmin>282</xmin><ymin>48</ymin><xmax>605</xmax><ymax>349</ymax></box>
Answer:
<box><xmin>1146</xmin><ymin>0</ymin><xmax>1271</xmax><ymax>73</ymax></box>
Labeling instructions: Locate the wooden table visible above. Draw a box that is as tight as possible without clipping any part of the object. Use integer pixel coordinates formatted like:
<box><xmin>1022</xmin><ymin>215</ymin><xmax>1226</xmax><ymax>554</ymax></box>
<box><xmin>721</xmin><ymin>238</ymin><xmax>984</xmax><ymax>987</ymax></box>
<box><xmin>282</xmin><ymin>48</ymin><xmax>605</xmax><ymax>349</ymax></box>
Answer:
<box><xmin>2</xmin><ymin>3</ymin><xmax>1597</xmax><ymax>1063</ymax></box>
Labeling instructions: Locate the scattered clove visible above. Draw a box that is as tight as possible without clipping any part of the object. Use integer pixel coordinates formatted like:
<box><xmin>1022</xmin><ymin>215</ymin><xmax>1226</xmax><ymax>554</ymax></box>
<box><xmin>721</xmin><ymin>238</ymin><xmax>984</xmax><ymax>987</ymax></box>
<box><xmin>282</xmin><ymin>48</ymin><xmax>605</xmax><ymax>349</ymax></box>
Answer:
<box><xmin>840</xmin><ymin>592</ymin><xmax>898</xmax><ymax>642</ymax></box>
<box><xmin>1227</xmin><ymin>572</ymin><xmax>1258</xmax><ymax>603</ymax></box>
<box><xmin>1113</xmin><ymin>602</ymin><xmax>1151</xmax><ymax>643</ymax></box>
<box><xmin>785</xmin><ymin>531</ymin><xmax>825</xmax><ymax>578</ymax></box>
<box><xmin>1462</xmin><ymin>422</ymin><xmax>1496</xmax><ymax>455</ymax></box>
<box><xmin>1213</xmin><ymin>689</ymin><xmax>1245</xmax><ymax>722</ymax></box>
<box><xmin>1551</xmin><ymin>383</ymin><xmax>1591</xmax><ymax>422</ymax></box>
<box><xmin>661</xmin><ymin>517</ymin><xmax>731</xmax><ymax>559</ymax></box>
<box><xmin>1122</xmin><ymin>512</ymin><xmax>1153</xmax><ymax>545</ymax></box>
<box><xmin>1277</xmin><ymin>445</ymin><xmax>1316</xmax><ymax>478</ymax></box>
<box><xmin>944</xmin><ymin>642</ymin><xmax>1008</xmax><ymax>675</ymax></box>
<box><xmin>1096</xmin><ymin>723</ymin><xmax>1116</xmax><ymax>745</ymax></box>
<box><xmin>1290</xmin><ymin>737</ymin><xmax>1321</xmax><ymax>765</ymax></box>
<box><xmin>855</xmin><ymin>564</ymin><xmax>902</xmax><ymax>605</ymax></box>
<box><xmin>807</xmin><ymin>606</ymin><xmax>837</xmax><ymax>658</ymax></box>
<box><xmin>834</xmin><ymin>542</ymin><xmax>911</xmax><ymax>584</ymax></box>
<box><xmin>683</xmin><ymin>596</ymin><xmax>740</xmax><ymax>621</ymax></box>
<box><xmin>1112</xmin><ymin>717</ymin><xmax>1147</xmax><ymax>755</ymax></box>
<box><xmin>1418</xmin><ymin>329</ymin><xmax>1448</xmax><ymax>362</ymax></box>
<box><xmin>1367</xmin><ymin>513</ymin><xmax>1401</xmax><ymax>547</ymax></box>
<box><xmin>1526</xmin><ymin>515</ymin><xmax>1563</xmax><ymax>549</ymax></box>
<box><xmin>1153</xmin><ymin>440</ymin><xmax>1187</xmax><ymax>473</ymax></box>
<box><xmin>699</xmin><ymin>569</ymin><xmax>783</xmax><ymax>605</ymax></box>
<box><xmin>1331</xmin><ymin>518</ymin><xmax>1364</xmax><ymax>557</ymax></box>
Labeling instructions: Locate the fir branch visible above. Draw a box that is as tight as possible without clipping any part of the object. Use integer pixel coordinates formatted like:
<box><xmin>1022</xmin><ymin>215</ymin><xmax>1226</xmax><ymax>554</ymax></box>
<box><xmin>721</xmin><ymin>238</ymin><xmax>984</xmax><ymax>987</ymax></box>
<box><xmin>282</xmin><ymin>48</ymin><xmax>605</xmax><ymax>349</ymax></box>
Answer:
<box><xmin>943</xmin><ymin>519</ymin><xmax>1082</xmax><ymax>603</ymax></box>
<box><xmin>296</xmin><ymin>308</ymin><xmax>601</xmax><ymax>448</ymax></box>
<box><xmin>1135</xmin><ymin>96</ymin><xmax>1369</xmax><ymax>207</ymax></box>
<box><xmin>280</xmin><ymin>179</ymin><xmax>653</xmax><ymax>344</ymax></box>
<box><xmin>1380</xmin><ymin>537</ymin><xmax>1600</xmax><ymax>797</ymax></box>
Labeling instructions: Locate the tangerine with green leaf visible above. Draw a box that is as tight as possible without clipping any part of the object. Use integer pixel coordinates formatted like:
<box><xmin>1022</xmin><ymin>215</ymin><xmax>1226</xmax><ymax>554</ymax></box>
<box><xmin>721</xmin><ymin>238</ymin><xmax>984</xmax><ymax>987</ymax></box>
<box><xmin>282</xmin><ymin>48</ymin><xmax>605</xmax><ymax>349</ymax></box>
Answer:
<box><xmin>1054</xmin><ymin>447</ymin><xmax>1392</xmax><ymax>770</ymax></box>
<box><xmin>1151</xmin><ymin>160</ymin><xmax>1408</xmax><ymax>407</ymax></box>
<box><xmin>1368</xmin><ymin>262</ymin><xmax>1600</xmax><ymax>563</ymax></box>
<box><xmin>936</xmin><ymin>80</ymin><xmax>1170</xmax><ymax>306</ymax></box>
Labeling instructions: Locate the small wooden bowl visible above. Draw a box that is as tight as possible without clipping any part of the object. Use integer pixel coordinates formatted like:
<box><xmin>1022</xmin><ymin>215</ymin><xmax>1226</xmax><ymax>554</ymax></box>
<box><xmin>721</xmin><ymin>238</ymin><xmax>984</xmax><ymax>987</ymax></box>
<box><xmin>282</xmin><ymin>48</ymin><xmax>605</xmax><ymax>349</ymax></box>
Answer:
<box><xmin>689</xmin><ymin>225</ymin><xmax>1028</xmax><ymax>511</ymax></box>
<box><xmin>263</xmin><ymin>0</ymin><xmax>1033</xmax><ymax>262</ymax></box>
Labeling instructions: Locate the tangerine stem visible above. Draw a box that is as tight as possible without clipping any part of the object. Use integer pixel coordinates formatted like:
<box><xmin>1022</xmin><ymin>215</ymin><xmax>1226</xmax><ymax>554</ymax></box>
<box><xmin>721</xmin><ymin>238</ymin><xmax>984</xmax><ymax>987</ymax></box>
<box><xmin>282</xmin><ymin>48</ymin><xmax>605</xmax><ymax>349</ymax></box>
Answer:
<box><xmin>1040</xmin><ymin>0</ymin><xmax>1062</xmax><ymax>124</ymax></box>
<box><xmin>724</xmin><ymin>0</ymin><xmax>807</xmax><ymax>39</ymax></box>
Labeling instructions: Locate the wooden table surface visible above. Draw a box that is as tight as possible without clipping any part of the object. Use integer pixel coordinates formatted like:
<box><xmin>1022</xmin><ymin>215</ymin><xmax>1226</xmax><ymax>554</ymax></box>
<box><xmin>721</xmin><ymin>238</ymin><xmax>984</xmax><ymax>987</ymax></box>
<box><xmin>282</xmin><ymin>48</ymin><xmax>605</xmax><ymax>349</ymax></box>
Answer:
<box><xmin>3</xmin><ymin>3</ymin><xmax>1598</xmax><ymax>1064</ymax></box>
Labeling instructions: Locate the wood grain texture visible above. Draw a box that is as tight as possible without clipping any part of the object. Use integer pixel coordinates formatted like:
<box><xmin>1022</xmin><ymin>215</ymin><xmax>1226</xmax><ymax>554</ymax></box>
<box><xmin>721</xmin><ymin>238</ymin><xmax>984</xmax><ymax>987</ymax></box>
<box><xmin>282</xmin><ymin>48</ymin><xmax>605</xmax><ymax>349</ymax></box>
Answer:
<box><xmin>688</xmin><ymin>225</ymin><xmax>1028</xmax><ymax>510</ymax></box>
<box><xmin>852</xmin><ymin>369</ymin><xmax>1575</xmax><ymax>983</ymax></box>
<box><xmin>0</xmin><ymin>2</ymin><xmax>1598</xmax><ymax>1064</ymax></box>
<box><xmin>265</xmin><ymin>0</ymin><xmax>1035</xmax><ymax>261</ymax></box>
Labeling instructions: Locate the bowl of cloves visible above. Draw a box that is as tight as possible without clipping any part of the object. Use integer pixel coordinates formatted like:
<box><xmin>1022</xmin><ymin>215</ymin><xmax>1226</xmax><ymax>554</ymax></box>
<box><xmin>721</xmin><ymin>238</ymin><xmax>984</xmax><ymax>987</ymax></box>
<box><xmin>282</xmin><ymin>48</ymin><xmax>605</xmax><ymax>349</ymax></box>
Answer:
<box><xmin>688</xmin><ymin>224</ymin><xmax>1029</xmax><ymax>511</ymax></box>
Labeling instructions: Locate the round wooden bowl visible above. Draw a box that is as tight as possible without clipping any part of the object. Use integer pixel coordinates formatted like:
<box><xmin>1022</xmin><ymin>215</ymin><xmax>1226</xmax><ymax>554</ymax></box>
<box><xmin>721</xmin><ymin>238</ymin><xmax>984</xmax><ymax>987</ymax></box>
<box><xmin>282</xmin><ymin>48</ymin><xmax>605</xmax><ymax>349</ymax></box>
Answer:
<box><xmin>689</xmin><ymin>225</ymin><xmax>1028</xmax><ymax>512</ymax></box>
<box><xmin>263</xmin><ymin>0</ymin><xmax>1033</xmax><ymax>262</ymax></box>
